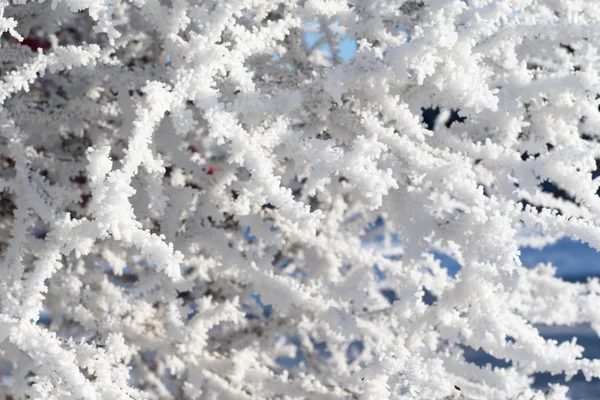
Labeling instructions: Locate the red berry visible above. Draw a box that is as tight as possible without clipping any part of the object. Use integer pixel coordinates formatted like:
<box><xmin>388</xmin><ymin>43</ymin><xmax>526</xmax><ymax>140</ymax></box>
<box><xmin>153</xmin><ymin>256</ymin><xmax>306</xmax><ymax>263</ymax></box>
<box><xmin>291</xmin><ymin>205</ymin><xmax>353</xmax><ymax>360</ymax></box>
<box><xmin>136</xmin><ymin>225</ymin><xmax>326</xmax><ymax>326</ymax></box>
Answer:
<box><xmin>70</xmin><ymin>173</ymin><xmax>87</xmax><ymax>185</ymax></box>
<box><xmin>80</xmin><ymin>193</ymin><xmax>92</xmax><ymax>207</ymax></box>
<box><xmin>15</xmin><ymin>37</ymin><xmax>51</xmax><ymax>51</ymax></box>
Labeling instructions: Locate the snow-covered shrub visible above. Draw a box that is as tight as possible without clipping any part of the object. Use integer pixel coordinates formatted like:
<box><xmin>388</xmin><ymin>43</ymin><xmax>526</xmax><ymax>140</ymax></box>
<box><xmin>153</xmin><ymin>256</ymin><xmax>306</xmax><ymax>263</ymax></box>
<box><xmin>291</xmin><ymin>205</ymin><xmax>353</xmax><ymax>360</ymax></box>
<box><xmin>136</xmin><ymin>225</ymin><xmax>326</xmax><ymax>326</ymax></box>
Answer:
<box><xmin>0</xmin><ymin>0</ymin><xmax>600</xmax><ymax>398</ymax></box>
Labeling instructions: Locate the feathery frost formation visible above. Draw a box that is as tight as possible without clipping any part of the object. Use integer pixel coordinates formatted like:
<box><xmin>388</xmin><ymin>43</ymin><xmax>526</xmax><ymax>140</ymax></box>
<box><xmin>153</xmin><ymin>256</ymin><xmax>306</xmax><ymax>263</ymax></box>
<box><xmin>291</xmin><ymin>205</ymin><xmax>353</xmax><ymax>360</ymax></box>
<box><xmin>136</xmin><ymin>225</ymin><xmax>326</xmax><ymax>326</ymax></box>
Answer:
<box><xmin>0</xmin><ymin>0</ymin><xmax>599</xmax><ymax>398</ymax></box>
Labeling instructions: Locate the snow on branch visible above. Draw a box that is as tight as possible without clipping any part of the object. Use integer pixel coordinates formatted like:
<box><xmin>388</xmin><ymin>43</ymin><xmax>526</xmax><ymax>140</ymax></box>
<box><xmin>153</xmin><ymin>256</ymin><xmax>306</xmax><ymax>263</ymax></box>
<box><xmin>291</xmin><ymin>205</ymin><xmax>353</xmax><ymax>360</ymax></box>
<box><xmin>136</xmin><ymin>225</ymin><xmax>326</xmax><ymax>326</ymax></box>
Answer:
<box><xmin>0</xmin><ymin>0</ymin><xmax>599</xmax><ymax>399</ymax></box>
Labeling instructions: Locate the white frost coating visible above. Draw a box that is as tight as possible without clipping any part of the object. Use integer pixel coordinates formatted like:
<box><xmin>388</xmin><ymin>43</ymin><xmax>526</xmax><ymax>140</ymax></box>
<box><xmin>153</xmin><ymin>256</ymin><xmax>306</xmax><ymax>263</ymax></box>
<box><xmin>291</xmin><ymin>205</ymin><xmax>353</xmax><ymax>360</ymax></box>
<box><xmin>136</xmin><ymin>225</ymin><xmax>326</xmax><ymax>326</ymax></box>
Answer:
<box><xmin>0</xmin><ymin>0</ymin><xmax>598</xmax><ymax>399</ymax></box>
